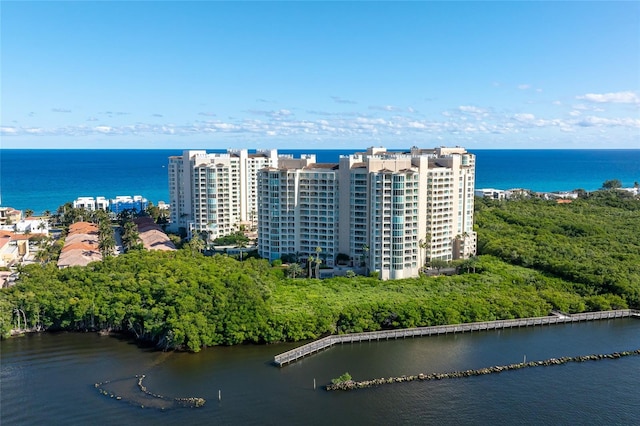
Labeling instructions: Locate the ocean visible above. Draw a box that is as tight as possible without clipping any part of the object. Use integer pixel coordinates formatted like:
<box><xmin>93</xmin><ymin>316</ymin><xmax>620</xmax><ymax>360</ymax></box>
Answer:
<box><xmin>1</xmin><ymin>148</ymin><xmax>639</xmax><ymax>215</ymax></box>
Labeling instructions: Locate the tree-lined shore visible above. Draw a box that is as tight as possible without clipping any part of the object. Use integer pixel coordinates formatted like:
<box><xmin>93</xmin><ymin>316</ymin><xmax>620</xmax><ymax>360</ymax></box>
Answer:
<box><xmin>1</xmin><ymin>190</ymin><xmax>638</xmax><ymax>352</ymax></box>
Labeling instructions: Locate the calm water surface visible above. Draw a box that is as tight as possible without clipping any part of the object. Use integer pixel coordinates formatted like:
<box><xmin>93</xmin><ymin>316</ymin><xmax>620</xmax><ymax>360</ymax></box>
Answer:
<box><xmin>2</xmin><ymin>319</ymin><xmax>639</xmax><ymax>425</ymax></box>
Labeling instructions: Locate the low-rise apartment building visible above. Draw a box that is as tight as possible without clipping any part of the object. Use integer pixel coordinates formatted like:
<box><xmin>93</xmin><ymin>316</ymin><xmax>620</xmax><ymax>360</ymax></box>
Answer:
<box><xmin>72</xmin><ymin>196</ymin><xmax>148</xmax><ymax>214</ymax></box>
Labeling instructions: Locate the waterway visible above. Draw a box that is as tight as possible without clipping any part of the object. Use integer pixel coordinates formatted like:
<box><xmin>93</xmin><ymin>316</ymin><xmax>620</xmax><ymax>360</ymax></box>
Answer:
<box><xmin>2</xmin><ymin>319</ymin><xmax>639</xmax><ymax>425</ymax></box>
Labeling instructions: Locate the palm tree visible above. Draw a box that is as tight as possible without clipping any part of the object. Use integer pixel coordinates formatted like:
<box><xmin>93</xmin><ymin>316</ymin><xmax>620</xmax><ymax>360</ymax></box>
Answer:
<box><xmin>237</xmin><ymin>239</ymin><xmax>247</xmax><ymax>261</ymax></box>
<box><xmin>418</xmin><ymin>239</ymin><xmax>427</xmax><ymax>267</ymax></box>
<box><xmin>287</xmin><ymin>263</ymin><xmax>302</xmax><ymax>278</ymax></box>
<box><xmin>98</xmin><ymin>221</ymin><xmax>116</xmax><ymax>258</ymax></box>
<box><xmin>314</xmin><ymin>247</ymin><xmax>322</xmax><ymax>279</ymax></box>
<box><xmin>96</xmin><ymin>214</ymin><xmax>116</xmax><ymax>258</ymax></box>
<box><xmin>24</xmin><ymin>209</ymin><xmax>34</xmax><ymax>218</ymax></box>
<box><xmin>361</xmin><ymin>244</ymin><xmax>369</xmax><ymax>267</ymax></box>
<box><xmin>93</xmin><ymin>208</ymin><xmax>111</xmax><ymax>224</ymax></box>
<box><xmin>35</xmin><ymin>236</ymin><xmax>61</xmax><ymax>264</ymax></box>
<box><xmin>35</xmin><ymin>238</ymin><xmax>53</xmax><ymax>264</ymax></box>
<box><xmin>314</xmin><ymin>257</ymin><xmax>322</xmax><ymax>279</ymax></box>
<box><xmin>121</xmin><ymin>221</ymin><xmax>141</xmax><ymax>252</ymax></box>
<box><xmin>307</xmin><ymin>255</ymin><xmax>314</xmax><ymax>278</ymax></box>
<box><xmin>186</xmin><ymin>232</ymin><xmax>205</xmax><ymax>256</ymax></box>
<box><xmin>117</xmin><ymin>209</ymin><xmax>136</xmax><ymax>227</ymax></box>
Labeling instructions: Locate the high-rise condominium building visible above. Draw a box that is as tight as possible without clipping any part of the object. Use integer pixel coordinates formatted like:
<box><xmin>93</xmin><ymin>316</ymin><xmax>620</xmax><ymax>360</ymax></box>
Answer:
<box><xmin>167</xmin><ymin>149</ymin><xmax>314</xmax><ymax>240</ymax></box>
<box><xmin>168</xmin><ymin>149</ymin><xmax>273</xmax><ymax>238</ymax></box>
<box><xmin>258</xmin><ymin>156</ymin><xmax>339</xmax><ymax>270</ymax></box>
<box><xmin>258</xmin><ymin>146</ymin><xmax>476</xmax><ymax>280</ymax></box>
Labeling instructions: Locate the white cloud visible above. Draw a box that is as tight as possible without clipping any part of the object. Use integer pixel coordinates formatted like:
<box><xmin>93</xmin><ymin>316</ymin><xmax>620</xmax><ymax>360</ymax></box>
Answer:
<box><xmin>331</xmin><ymin>96</ymin><xmax>357</xmax><ymax>105</ymax></box>
<box><xmin>518</xmin><ymin>84</ymin><xmax>531</xmax><ymax>90</ymax></box>
<box><xmin>1</xmin><ymin>126</ymin><xmax>18</xmax><ymax>134</ymax></box>
<box><xmin>5</xmin><ymin>100</ymin><xmax>639</xmax><ymax>148</ymax></box>
<box><xmin>274</xmin><ymin>109</ymin><xmax>292</xmax><ymax>117</ymax></box>
<box><xmin>213</xmin><ymin>123</ymin><xmax>239</xmax><ymax>130</ymax></box>
<box><xmin>369</xmin><ymin>105</ymin><xmax>400</xmax><ymax>112</ymax></box>
<box><xmin>355</xmin><ymin>117</ymin><xmax>388</xmax><ymax>125</ymax></box>
<box><xmin>577</xmin><ymin>116</ymin><xmax>640</xmax><ymax>128</ymax></box>
<box><xmin>407</xmin><ymin>121</ymin><xmax>426</xmax><ymax>129</ymax></box>
<box><xmin>247</xmin><ymin>109</ymin><xmax>293</xmax><ymax>118</ymax></box>
<box><xmin>572</xmin><ymin>103</ymin><xmax>605</xmax><ymax>113</ymax></box>
<box><xmin>576</xmin><ymin>91</ymin><xmax>640</xmax><ymax>104</ymax></box>
<box><xmin>458</xmin><ymin>105</ymin><xmax>488</xmax><ymax>115</ymax></box>
<box><xmin>513</xmin><ymin>113</ymin><xmax>535</xmax><ymax>122</ymax></box>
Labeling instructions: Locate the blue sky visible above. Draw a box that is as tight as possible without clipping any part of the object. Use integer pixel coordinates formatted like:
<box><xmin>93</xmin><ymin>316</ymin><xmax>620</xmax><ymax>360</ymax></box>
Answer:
<box><xmin>2</xmin><ymin>1</ymin><xmax>639</xmax><ymax>149</ymax></box>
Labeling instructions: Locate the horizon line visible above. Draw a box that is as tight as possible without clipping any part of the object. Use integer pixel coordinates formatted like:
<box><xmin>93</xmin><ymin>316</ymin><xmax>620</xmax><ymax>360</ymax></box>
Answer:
<box><xmin>3</xmin><ymin>147</ymin><xmax>640</xmax><ymax>151</ymax></box>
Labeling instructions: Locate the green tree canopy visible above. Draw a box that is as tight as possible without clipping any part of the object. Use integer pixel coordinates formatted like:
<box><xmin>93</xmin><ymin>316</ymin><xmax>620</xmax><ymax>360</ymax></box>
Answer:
<box><xmin>602</xmin><ymin>179</ymin><xmax>622</xmax><ymax>189</ymax></box>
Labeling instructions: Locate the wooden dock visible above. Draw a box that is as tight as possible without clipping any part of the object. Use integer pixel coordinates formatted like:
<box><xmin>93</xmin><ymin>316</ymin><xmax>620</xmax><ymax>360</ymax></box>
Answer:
<box><xmin>273</xmin><ymin>309</ymin><xmax>639</xmax><ymax>366</ymax></box>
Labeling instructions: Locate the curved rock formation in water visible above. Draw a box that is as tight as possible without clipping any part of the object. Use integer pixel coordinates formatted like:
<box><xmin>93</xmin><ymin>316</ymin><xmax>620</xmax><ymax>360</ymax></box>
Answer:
<box><xmin>95</xmin><ymin>375</ymin><xmax>206</xmax><ymax>409</ymax></box>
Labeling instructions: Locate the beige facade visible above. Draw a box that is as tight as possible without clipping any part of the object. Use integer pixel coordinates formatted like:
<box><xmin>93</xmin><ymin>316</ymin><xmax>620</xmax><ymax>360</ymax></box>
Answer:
<box><xmin>258</xmin><ymin>146</ymin><xmax>476</xmax><ymax>280</ymax></box>
<box><xmin>0</xmin><ymin>207</ymin><xmax>22</xmax><ymax>226</ymax></box>
<box><xmin>257</xmin><ymin>156</ymin><xmax>337</xmax><ymax>267</ymax></box>
<box><xmin>168</xmin><ymin>149</ymin><xmax>307</xmax><ymax>241</ymax></box>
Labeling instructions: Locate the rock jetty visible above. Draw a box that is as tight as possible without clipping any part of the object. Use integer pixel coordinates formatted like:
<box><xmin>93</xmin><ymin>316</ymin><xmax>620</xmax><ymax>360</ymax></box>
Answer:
<box><xmin>95</xmin><ymin>375</ymin><xmax>206</xmax><ymax>409</ymax></box>
<box><xmin>326</xmin><ymin>349</ymin><xmax>640</xmax><ymax>391</ymax></box>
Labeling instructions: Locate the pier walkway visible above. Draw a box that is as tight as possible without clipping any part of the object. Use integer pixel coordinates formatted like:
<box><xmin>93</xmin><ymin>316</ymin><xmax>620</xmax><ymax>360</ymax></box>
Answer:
<box><xmin>274</xmin><ymin>309</ymin><xmax>639</xmax><ymax>366</ymax></box>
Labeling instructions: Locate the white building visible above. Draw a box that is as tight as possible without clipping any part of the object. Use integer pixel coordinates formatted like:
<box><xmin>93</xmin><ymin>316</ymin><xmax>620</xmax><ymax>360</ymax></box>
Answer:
<box><xmin>109</xmin><ymin>195</ymin><xmax>149</xmax><ymax>214</ymax></box>
<box><xmin>620</xmin><ymin>187</ymin><xmax>640</xmax><ymax>196</ymax></box>
<box><xmin>72</xmin><ymin>196</ymin><xmax>109</xmax><ymax>211</ymax></box>
<box><xmin>258</xmin><ymin>146</ymin><xmax>477</xmax><ymax>280</ymax></box>
<box><xmin>9</xmin><ymin>217</ymin><xmax>49</xmax><ymax>235</ymax></box>
<box><xmin>168</xmin><ymin>149</ymin><xmax>310</xmax><ymax>240</ymax></box>
<box><xmin>475</xmin><ymin>188</ymin><xmax>507</xmax><ymax>200</ymax></box>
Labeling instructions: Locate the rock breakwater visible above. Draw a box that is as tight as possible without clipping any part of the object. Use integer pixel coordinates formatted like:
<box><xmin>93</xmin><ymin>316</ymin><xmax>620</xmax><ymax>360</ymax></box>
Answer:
<box><xmin>326</xmin><ymin>349</ymin><xmax>640</xmax><ymax>391</ymax></box>
<box><xmin>95</xmin><ymin>375</ymin><xmax>206</xmax><ymax>409</ymax></box>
